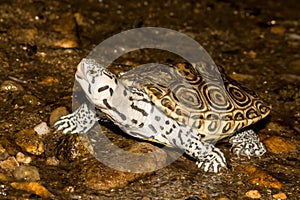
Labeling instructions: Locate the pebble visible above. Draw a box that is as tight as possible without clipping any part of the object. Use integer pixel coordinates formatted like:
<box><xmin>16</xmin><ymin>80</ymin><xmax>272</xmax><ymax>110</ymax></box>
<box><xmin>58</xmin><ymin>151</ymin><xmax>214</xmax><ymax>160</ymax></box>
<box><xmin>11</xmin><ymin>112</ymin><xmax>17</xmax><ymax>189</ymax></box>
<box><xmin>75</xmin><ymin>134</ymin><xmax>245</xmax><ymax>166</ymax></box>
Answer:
<box><xmin>13</xmin><ymin>165</ymin><xmax>40</xmax><ymax>181</ymax></box>
<box><xmin>49</xmin><ymin>106</ymin><xmax>69</xmax><ymax>126</ymax></box>
<box><xmin>52</xmin><ymin>12</ymin><xmax>79</xmax><ymax>48</ymax></box>
<box><xmin>0</xmin><ymin>80</ymin><xmax>24</xmax><ymax>92</ymax></box>
<box><xmin>15</xmin><ymin>129</ymin><xmax>45</xmax><ymax>155</ymax></box>
<box><xmin>272</xmin><ymin>192</ymin><xmax>287</xmax><ymax>200</ymax></box>
<box><xmin>236</xmin><ymin>164</ymin><xmax>283</xmax><ymax>189</ymax></box>
<box><xmin>270</xmin><ymin>26</ymin><xmax>286</xmax><ymax>35</ymax></box>
<box><xmin>22</xmin><ymin>94</ymin><xmax>40</xmax><ymax>106</ymax></box>
<box><xmin>16</xmin><ymin>152</ymin><xmax>32</xmax><ymax>164</ymax></box>
<box><xmin>0</xmin><ymin>156</ymin><xmax>19</xmax><ymax>171</ymax></box>
<box><xmin>38</xmin><ymin>76</ymin><xmax>59</xmax><ymax>85</ymax></box>
<box><xmin>288</xmin><ymin>59</ymin><xmax>300</xmax><ymax>74</ymax></box>
<box><xmin>0</xmin><ymin>172</ymin><xmax>11</xmax><ymax>181</ymax></box>
<box><xmin>263</xmin><ymin>136</ymin><xmax>296</xmax><ymax>153</ymax></box>
<box><xmin>34</xmin><ymin>122</ymin><xmax>51</xmax><ymax>136</ymax></box>
<box><xmin>9</xmin><ymin>28</ymin><xmax>38</xmax><ymax>44</ymax></box>
<box><xmin>245</xmin><ymin>190</ymin><xmax>261</xmax><ymax>199</ymax></box>
<box><xmin>46</xmin><ymin>156</ymin><xmax>60</xmax><ymax>166</ymax></box>
<box><xmin>228</xmin><ymin>73</ymin><xmax>254</xmax><ymax>82</ymax></box>
<box><xmin>0</xmin><ymin>144</ymin><xmax>9</xmax><ymax>160</ymax></box>
<box><xmin>247</xmin><ymin>50</ymin><xmax>257</xmax><ymax>59</ymax></box>
<box><xmin>10</xmin><ymin>182</ymin><xmax>54</xmax><ymax>198</ymax></box>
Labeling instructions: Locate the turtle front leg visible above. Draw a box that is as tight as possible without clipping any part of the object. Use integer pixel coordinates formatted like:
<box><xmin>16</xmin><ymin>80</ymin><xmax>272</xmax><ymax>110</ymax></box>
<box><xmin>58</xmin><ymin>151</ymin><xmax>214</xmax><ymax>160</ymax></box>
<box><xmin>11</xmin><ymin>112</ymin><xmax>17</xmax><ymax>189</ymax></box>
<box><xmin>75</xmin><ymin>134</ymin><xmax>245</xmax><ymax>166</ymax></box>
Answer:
<box><xmin>184</xmin><ymin>138</ymin><xmax>227</xmax><ymax>173</ymax></box>
<box><xmin>229</xmin><ymin>129</ymin><xmax>266</xmax><ymax>158</ymax></box>
<box><xmin>54</xmin><ymin>103</ymin><xmax>97</xmax><ymax>134</ymax></box>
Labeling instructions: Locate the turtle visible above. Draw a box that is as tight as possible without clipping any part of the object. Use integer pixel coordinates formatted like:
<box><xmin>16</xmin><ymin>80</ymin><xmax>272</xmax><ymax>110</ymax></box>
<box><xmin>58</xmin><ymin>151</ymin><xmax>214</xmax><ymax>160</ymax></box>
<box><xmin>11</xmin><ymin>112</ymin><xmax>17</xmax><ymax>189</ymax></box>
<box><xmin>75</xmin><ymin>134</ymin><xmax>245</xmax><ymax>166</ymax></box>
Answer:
<box><xmin>54</xmin><ymin>58</ymin><xmax>271</xmax><ymax>173</ymax></box>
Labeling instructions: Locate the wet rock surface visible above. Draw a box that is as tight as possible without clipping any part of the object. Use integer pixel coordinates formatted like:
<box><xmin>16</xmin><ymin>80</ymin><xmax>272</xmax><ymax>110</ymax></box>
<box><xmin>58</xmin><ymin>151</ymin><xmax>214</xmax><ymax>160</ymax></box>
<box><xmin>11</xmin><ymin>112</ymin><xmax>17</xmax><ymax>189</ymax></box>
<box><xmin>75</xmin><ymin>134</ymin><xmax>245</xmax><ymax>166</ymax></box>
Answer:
<box><xmin>0</xmin><ymin>0</ymin><xmax>299</xmax><ymax>199</ymax></box>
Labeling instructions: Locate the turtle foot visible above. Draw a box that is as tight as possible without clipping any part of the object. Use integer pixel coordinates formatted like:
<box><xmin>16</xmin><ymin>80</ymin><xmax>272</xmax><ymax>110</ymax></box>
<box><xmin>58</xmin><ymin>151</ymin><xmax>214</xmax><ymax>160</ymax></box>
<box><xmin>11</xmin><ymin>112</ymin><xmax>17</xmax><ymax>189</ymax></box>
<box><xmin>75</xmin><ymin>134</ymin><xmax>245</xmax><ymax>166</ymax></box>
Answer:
<box><xmin>229</xmin><ymin>129</ymin><xmax>266</xmax><ymax>158</ymax></box>
<box><xmin>196</xmin><ymin>146</ymin><xmax>227</xmax><ymax>173</ymax></box>
<box><xmin>54</xmin><ymin>103</ymin><xmax>97</xmax><ymax>134</ymax></box>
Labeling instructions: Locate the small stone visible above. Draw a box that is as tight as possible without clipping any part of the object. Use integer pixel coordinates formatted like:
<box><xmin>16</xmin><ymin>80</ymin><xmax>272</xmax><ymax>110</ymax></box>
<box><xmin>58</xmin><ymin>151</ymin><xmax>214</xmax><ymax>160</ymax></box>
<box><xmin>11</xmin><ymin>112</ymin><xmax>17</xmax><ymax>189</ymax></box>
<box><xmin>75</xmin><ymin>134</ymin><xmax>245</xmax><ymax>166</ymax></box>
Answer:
<box><xmin>49</xmin><ymin>107</ymin><xmax>69</xmax><ymax>126</ymax></box>
<box><xmin>247</xmin><ymin>50</ymin><xmax>257</xmax><ymax>59</ymax></box>
<box><xmin>0</xmin><ymin>144</ymin><xmax>9</xmax><ymax>160</ymax></box>
<box><xmin>46</xmin><ymin>156</ymin><xmax>59</xmax><ymax>166</ymax></box>
<box><xmin>16</xmin><ymin>152</ymin><xmax>32</xmax><ymax>164</ymax></box>
<box><xmin>236</xmin><ymin>164</ymin><xmax>283</xmax><ymax>189</ymax></box>
<box><xmin>34</xmin><ymin>122</ymin><xmax>51</xmax><ymax>136</ymax></box>
<box><xmin>0</xmin><ymin>80</ymin><xmax>24</xmax><ymax>92</ymax></box>
<box><xmin>270</xmin><ymin>26</ymin><xmax>286</xmax><ymax>35</ymax></box>
<box><xmin>289</xmin><ymin>59</ymin><xmax>300</xmax><ymax>74</ymax></box>
<box><xmin>0</xmin><ymin>156</ymin><xmax>19</xmax><ymax>171</ymax></box>
<box><xmin>13</xmin><ymin>165</ymin><xmax>40</xmax><ymax>181</ymax></box>
<box><xmin>38</xmin><ymin>76</ymin><xmax>59</xmax><ymax>85</ymax></box>
<box><xmin>54</xmin><ymin>39</ymin><xmax>79</xmax><ymax>48</ymax></box>
<box><xmin>263</xmin><ymin>136</ymin><xmax>296</xmax><ymax>153</ymax></box>
<box><xmin>10</xmin><ymin>182</ymin><xmax>54</xmax><ymax>198</ymax></box>
<box><xmin>9</xmin><ymin>28</ymin><xmax>38</xmax><ymax>44</ymax></box>
<box><xmin>52</xmin><ymin>12</ymin><xmax>79</xmax><ymax>48</ymax></box>
<box><xmin>0</xmin><ymin>172</ymin><xmax>11</xmax><ymax>181</ymax></box>
<box><xmin>228</xmin><ymin>73</ymin><xmax>254</xmax><ymax>82</ymax></box>
<box><xmin>22</xmin><ymin>94</ymin><xmax>40</xmax><ymax>106</ymax></box>
<box><xmin>63</xmin><ymin>185</ymin><xmax>75</xmax><ymax>193</ymax></box>
<box><xmin>245</xmin><ymin>190</ymin><xmax>261</xmax><ymax>199</ymax></box>
<box><xmin>272</xmin><ymin>192</ymin><xmax>287</xmax><ymax>200</ymax></box>
<box><xmin>15</xmin><ymin>129</ymin><xmax>45</xmax><ymax>155</ymax></box>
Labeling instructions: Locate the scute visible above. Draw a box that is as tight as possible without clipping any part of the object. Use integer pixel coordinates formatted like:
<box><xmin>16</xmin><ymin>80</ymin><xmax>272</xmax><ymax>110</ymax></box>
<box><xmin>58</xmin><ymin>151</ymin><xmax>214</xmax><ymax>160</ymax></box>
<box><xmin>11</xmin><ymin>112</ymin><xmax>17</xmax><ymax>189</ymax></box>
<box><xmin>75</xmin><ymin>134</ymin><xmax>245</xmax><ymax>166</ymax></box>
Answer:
<box><xmin>120</xmin><ymin>62</ymin><xmax>271</xmax><ymax>140</ymax></box>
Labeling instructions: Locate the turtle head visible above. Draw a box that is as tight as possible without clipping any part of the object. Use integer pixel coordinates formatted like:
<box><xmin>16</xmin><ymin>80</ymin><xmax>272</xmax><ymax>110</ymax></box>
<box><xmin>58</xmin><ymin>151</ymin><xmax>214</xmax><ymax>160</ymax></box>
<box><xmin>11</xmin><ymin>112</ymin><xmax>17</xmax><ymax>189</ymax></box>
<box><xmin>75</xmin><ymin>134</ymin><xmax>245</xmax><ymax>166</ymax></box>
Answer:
<box><xmin>75</xmin><ymin>58</ymin><xmax>119</xmax><ymax>106</ymax></box>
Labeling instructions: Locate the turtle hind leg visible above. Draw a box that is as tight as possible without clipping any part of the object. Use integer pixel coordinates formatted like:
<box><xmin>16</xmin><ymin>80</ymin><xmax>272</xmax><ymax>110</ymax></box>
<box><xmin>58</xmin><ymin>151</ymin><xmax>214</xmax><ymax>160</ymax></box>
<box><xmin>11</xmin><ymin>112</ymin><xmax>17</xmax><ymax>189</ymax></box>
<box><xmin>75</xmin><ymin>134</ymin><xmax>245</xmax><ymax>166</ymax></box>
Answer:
<box><xmin>229</xmin><ymin>129</ymin><xmax>266</xmax><ymax>158</ymax></box>
<box><xmin>54</xmin><ymin>103</ymin><xmax>97</xmax><ymax>134</ymax></box>
<box><xmin>184</xmin><ymin>138</ymin><xmax>227</xmax><ymax>173</ymax></box>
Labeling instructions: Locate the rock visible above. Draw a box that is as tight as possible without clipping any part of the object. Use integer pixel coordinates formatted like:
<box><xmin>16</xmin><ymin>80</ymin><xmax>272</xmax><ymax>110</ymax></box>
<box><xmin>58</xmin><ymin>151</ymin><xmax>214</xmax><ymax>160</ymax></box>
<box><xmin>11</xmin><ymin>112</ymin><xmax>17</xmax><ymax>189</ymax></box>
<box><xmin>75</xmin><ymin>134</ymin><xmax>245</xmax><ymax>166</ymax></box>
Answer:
<box><xmin>245</xmin><ymin>190</ymin><xmax>261</xmax><ymax>199</ymax></box>
<box><xmin>263</xmin><ymin>136</ymin><xmax>296</xmax><ymax>153</ymax></box>
<box><xmin>13</xmin><ymin>165</ymin><xmax>40</xmax><ymax>181</ymax></box>
<box><xmin>46</xmin><ymin>156</ymin><xmax>60</xmax><ymax>166</ymax></box>
<box><xmin>228</xmin><ymin>73</ymin><xmax>254</xmax><ymax>82</ymax></box>
<box><xmin>75</xmin><ymin>142</ymin><xmax>167</xmax><ymax>190</ymax></box>
<box><xmin>80</xmin><ymin>159</ymin><xmax>142</xmax><ymax>190</ymax></box>
<box><xmin>0</xmin><ymin>172</ymin><xmax>11</xmax><ymax>181</ymax></box>
<box><xmin>247</xmin><ymin>50</ymin><xmax>257</xmax><ymax>59</ymax></box>
<box><xmin>22</xmin><ymin>94</ymin><xmax>40</xmax><ymax>106</ymax></box>
<box><xmin>49</xmin><ymin>106</ymin><xmax>69</xmax><ymax>126</ymax></box>
<box><xmin>8</xmin><ymin>28</ymin><xmax>38</xmax><ymax>44</ymax></box>
<box><xmin>10</xmin><ymin>182</ymin><xmax>54</xmax><ymax>198</ymax></box>
<box><xmin>270</xmin><ymin>26</ymin><xmax>286</xmax><ymax>35</ymax></box>
<box><xmin>0</xmin><ymin>80</ymin><xmax>24</xmax><ymax>92</ymax></box>
<box><xmin>272</xmin><ymin>192</ymin><xmax>287</xmax><ymax>200</ymax></box>
<box><xmin>52</xmin><ymin>12</ymin><xmax>79</xmax><ymax>48</ymax></box>
<box><xmin>34</xmin><ymin>122</ymin><xmax>51</xmax><ymax>136</ymax></box>
<box><xmin>16</xmin><ymin>152</ymin><xmax>32</xmax><ymax>164</ymax></box>
<box><xmin>15</xmin><ymin>129</ymin><xmax>45</xmax><ymax>155</ymax></box>
<box><xmin>288</xmin><ymin>59</ymin><xmax>300</xmax><ymax>74</ymax></box>
<box><xmin>0</xmin><ymin>144</ymin><xmax>9</xmax><ymax>160</ymax></box>
<box><xmin>236</xmin><ymin>164</ymin><xmax>283</xmax><ymax>189</ymax></box>
<box><xmin>38</xmin><ymin>76</ymin><xmax>59</xmax><ymax>85</ymax></box>
<box><xmin>0</xmin><ymin>156</ymin><xmax>19</xmax><ymax>171</ymax></box>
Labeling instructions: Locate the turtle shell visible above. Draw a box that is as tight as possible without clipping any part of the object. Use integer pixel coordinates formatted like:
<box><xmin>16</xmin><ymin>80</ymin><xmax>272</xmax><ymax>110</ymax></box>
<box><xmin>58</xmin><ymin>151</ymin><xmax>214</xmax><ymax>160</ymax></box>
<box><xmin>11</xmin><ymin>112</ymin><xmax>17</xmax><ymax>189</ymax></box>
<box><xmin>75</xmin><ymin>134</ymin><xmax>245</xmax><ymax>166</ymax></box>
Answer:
<box><xmin>120</xmin><ymin>62</ymin><xmax>271</xmax><ymax>142</ymax></box>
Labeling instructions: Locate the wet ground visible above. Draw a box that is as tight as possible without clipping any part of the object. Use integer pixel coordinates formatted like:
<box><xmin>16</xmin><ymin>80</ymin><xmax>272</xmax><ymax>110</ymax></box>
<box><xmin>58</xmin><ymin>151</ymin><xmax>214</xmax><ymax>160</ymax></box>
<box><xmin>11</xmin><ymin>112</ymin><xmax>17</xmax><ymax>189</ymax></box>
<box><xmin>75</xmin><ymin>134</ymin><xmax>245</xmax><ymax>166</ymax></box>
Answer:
<box><xmin>0</xmin><ymin>0</ymin><xmax>299</xmax><ymax>199</ymax></box>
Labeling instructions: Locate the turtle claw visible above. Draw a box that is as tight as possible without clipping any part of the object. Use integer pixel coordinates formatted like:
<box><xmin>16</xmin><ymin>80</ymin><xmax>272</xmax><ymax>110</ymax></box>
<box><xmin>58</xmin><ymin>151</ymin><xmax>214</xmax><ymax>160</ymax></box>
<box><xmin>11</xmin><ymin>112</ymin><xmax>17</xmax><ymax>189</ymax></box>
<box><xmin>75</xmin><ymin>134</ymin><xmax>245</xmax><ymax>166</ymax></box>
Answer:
<box><xmin>196</xmin><ymin>148</ymin><xmax>227</xmax><ymax>173</ymax></box>
<box><xmin>53</xmin><ymin>103</ymin><xmax>97</xmax><ymax>134</ymax></box>
<box><xmin>230</xmin><ymin>129</ymin><xmax>266</xmax><ymax>158</ymax></box>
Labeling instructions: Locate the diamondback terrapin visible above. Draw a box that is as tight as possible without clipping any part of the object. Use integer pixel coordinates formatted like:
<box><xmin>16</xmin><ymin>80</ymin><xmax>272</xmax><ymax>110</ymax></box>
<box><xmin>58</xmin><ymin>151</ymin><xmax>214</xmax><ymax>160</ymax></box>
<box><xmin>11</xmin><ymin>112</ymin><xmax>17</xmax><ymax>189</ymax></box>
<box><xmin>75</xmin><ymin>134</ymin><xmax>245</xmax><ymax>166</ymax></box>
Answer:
<box><xmin>54</xmin><ymin>58</ymin><xmax>271</xmax><ymax>173</ymax></box>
